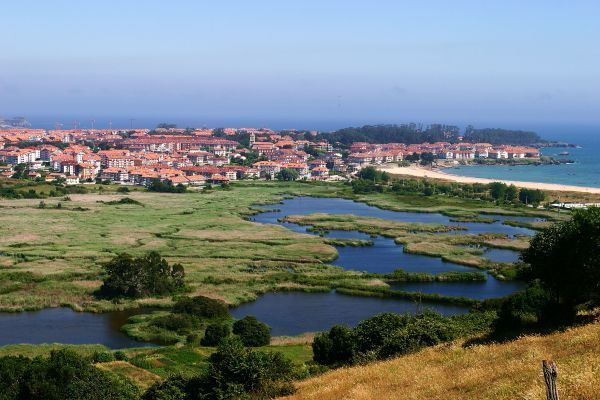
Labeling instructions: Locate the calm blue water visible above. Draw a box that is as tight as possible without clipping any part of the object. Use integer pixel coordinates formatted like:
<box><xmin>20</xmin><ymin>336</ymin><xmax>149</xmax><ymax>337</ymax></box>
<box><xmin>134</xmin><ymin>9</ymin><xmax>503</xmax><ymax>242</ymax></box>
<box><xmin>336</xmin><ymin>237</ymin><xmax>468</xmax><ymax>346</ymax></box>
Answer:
<box><xmin>389</xmin><ymin>280</ymin><xmax>525</xmax><ymax>301</ymax></box>
<box><xmin>251</xmin><ymin>197</ymin><xmax>537</xmax><ymax>237</ymax></box>
<box><xmin>251</xmin><ymin>197</ymin><xmax>527</xmax><ymax>297</ymax></box>
<box><xmin>251</xmin><ymin>197</ymin><xmax>529</xmax><ymax>275</ymax></box>
<box><xmin>329</xmin><ymin>234</ymin><xmax>473</xmax><ymax>274</ymax></box>
<box><xmin>442</xmin><ymin>133</ymin><xmax>600</xmax><ymax>188</ymax></box>
<box><xmin>0</xmin><ymin>308</ymin><xmax>155</xmax><ymax>348</ymax></box>
<box><xmin>230</xmin><ymin>291</ymin><xmax>467</xmax><ymax>336</ymax></box>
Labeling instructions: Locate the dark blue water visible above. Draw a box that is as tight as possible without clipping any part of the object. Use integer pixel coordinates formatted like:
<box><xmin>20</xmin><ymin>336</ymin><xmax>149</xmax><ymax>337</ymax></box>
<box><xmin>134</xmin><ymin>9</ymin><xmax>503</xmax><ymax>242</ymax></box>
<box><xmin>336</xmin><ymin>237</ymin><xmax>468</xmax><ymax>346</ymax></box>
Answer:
<box><xmin>0</xmin><ymin>308</ymin><xmax>154</xmax><ymax>348</ymax></box>
<box><xmin>230</xmin><ymin>291</ymin><xmax>468</xmax><ymax>336</ymax></box>
<box><xmin>330</xmin><ymin>235</ymin><xmax>473</xmax><ymax>274</ymax></box>
<box><xmin>250</xmin><ymin>196</ymin><xmax>528</xmax><ymax>303</ymax></box>
<box><xmin>483</xmin><ymin>248</ymin><xmax>521</xmax><ymax>263</ymax></box>
<box><xmin>251</xmin><ymin>197</ymin><xmax>537</xmax><ymax>237</ymax></box>
<box><xmin>251</xmin><ymin>197</ymin><xmax>535</xmax><ymax>276</ymax></box>
<box><xmin>389</xmin><ymin>279</ymin><xmax>525</xmax><ymax>300</ymax></box>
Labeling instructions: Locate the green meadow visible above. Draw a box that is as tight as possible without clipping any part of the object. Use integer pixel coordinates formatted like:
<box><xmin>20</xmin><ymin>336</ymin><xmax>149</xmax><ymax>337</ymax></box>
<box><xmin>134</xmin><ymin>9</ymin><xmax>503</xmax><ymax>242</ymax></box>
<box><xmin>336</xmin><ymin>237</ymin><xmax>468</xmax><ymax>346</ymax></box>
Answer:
<box><xmin>0</xmin><ymin>180</ymin><xmax>559</xmax><ymax>312</ymax></box>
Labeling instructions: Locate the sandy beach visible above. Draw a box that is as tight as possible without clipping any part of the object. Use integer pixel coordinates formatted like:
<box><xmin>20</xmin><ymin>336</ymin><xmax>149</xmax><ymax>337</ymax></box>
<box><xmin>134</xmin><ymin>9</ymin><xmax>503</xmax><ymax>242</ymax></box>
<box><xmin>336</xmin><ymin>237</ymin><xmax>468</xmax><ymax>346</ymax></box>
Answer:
<box><xmin>378</xmin><ymin>165</ymin><xmax>600</xmax><ymax>194</ymax></box>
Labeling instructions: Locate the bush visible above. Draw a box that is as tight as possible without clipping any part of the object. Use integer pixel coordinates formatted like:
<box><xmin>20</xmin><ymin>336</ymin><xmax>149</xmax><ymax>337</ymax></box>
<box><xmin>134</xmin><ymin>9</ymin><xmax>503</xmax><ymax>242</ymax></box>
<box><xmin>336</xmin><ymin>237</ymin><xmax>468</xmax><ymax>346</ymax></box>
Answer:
<box><xmin>201</xmin><ymin>322</ymin><xmax>231</xmax><ymax>346</ymax></box>
<box><xmin>522</xmin><ymin>207</ymin><xmax>600</xmax><ymax>320</ymax></box>
<box><xmin>378</xmin><ymin>313</ymin><xmax>459</xmax><ymax>358</ymax></box>
<box><xmin>143</xmin><ymin>337</ymin><xmax>295</xmax><ymax>399</ymax></box>
<box><xmin>114</xmin><ymin>351</ymin><xmax>128</xmax><ymax>361</ymax></box>
<box><xmin>353</xmin><ymin>313</ymin><xmax>410</xmax><ymax>353</ymax></box>
<box><xmin>147</xmin><ymin>179</ymin><xmax>187</xmax><ymax>193</ymax></box>
<box><xmin>232</xmin><ymin>316</ymin><xmax>271</xmax><ymax>347</ymax></box>
<box><xmin>0</xmin><ymin>349</ymin><xmax>139</xmax><ymax>400</ymax></box>
<box><xmin>98</xmin><ymin>251</ymin><xmax>185</xmax><ymax>299</ymax></box>
<box><xmin>495</xmin><ymin>283</ymin><xmax>555</xmax><ymax>331</ymax></box>
<box><xmin>186</xmin><ymin>333</ymin><xmax>201</xmax><ymax>346</ymax></box>
<box><xmin>117</xmin><ymin>186</ymin><xmax>130</xmax><ymax>193</ymax></box>
<box><xmin>312</xmin><ymin>325</ymin><xmax>355</xmax><ymax>365</ymax></box>
<box><xmin>172</xmin><ymin>296</ymin><xmax>229</xmax><ymax>319</ymax></box>
<box><xmin>91</xmin><ymin>351</ymin><xmax>115</xmax><ymax>363</ymax></box>
<box><xmin>151</xmin><ymin>314</ymin><xmax>197</xmax><ymax>334</ymax></box>
<box><xmin>312</xmin><ymin>311</ymin><xmax>489</xmax><ymax>366</ymax></box>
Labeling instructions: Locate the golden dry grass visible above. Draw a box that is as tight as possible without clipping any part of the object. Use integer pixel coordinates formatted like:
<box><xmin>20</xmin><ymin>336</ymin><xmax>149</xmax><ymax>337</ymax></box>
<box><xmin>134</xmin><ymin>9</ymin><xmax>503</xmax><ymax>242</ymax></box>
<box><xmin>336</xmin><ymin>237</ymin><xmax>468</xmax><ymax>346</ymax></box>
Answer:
<box><xmin>283</xmin><ymin>321</ymin><xmax>600</xmax><ymax>400</ymax></box>
<box><xmin>96</xmin><ymin>361</ymin><xmax>161</xmax><ymax>389</ymax></box>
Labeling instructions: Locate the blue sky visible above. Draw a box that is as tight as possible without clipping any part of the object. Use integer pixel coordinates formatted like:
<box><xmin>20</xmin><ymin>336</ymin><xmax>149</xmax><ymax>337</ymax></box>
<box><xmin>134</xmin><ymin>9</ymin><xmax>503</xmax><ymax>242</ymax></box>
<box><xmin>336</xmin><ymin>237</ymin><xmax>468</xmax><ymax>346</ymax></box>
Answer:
<box><xmin>1</xmin><ymin>1</ymin><xmax>599</xmax><ymax>130</ymax></box>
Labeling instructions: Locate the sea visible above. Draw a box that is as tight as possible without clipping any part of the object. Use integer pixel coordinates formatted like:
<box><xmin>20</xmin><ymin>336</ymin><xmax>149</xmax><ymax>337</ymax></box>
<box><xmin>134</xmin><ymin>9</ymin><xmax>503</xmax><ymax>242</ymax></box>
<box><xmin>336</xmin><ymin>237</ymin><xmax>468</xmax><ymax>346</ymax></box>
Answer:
<box><xmin>442</xmin><ymin>129</ymin><xmax>600</xmax><ymax>188</ymax></box>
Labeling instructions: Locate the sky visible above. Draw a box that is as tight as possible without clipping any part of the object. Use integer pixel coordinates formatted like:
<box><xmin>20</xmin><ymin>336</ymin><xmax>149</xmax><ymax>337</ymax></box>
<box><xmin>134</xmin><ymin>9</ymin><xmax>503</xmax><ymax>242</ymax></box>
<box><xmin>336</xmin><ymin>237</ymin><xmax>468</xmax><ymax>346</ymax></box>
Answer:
<box><xmin>1</xmin><ymin>0</ymin><xmax>600</xmax><ymax>131</ymax></box>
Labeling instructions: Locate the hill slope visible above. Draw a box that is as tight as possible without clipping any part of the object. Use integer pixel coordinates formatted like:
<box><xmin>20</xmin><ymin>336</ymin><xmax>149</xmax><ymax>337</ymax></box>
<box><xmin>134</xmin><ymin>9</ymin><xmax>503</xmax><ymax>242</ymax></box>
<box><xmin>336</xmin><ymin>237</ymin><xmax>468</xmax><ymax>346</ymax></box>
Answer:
<box><xmin>283</xmin><ymin>321</ymin><xmax>600</xmax><ymax>400</ymax></box>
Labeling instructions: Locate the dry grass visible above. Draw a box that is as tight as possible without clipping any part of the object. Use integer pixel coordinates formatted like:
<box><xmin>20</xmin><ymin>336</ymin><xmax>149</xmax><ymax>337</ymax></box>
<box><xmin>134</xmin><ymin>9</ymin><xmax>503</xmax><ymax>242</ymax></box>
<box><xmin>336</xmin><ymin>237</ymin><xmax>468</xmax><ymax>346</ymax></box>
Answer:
<box><xmin>283</xmin><ymin>321</ymin><xmax>600</xmax><ymax>400</ymax></box>
<box><xmin>96</xmin><ymin>361</ymin><xmax>161</xmax><ymax>389</ymax></box>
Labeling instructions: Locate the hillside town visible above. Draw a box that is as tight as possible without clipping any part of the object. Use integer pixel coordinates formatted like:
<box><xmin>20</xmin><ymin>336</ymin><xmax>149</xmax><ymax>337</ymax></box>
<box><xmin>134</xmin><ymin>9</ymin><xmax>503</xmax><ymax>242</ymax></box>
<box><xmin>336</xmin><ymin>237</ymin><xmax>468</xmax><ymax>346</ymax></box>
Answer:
<box><xmin>0</xmin><ymin>126</ymin><xmax>541</xmax><ymax>186</ymax></box>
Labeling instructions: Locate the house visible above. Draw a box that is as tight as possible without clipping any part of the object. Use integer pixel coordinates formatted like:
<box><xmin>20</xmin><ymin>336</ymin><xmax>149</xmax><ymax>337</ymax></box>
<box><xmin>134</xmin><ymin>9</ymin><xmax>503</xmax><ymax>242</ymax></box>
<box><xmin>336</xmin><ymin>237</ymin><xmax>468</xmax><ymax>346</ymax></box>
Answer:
<box><xmin>207</xmin><ymin>174</ymin><xmax>229</xmax><ymax>185</ymax></box>
<box><xmin>281</xmin><ymin>162</ymin><xmax>309</xmax><ymax>177</ymax></box>
<box><xmin>310</xmin><ymin>166</ymin><xmax>329</xmax><ymax>178</ymax></box>
<box><xmin>187</xmin><ymin>151</ymin><xmax>214</xmax><ymax>165</ymax></box>
<box><xmin>253</xmin><ymin>161</ymin><xmax>281</xmax><ymax>178</ymax></box>
<box><xmin>488</xmin><ymin>150</ymin><xmax>508</xmax><ymax>159</ymax></box>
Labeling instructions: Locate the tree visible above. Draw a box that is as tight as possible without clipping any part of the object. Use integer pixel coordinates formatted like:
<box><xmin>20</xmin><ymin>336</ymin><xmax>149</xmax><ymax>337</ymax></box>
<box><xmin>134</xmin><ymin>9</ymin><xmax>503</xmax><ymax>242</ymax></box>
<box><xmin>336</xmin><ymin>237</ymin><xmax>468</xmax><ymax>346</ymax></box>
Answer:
<box><xmin>519</xmin><ymin>188</ymin><xmax>546</xmax><ymax>205</ymax></box>
<box><xmin>201</xmin><ymin>322</ymin><xmax>231</xmax><ymax>346</ymax></box>
<box><xmin>147</xmin><ymin>179</ymin><xmax>187</xmax><ymax>193</ymax></box>
<box><xmin>157</xmin><ymin>123</ymin><xmax>177</xmax><ymax>129</ymax></box>
<box><xmin>11</xmin><ymin>163</ymin><xmax>29</xmax><ymax>180</ymax></box>
<box><xmin>357</xmin><ymin>166</ymin><xmax>389</xmax><ymax>182</ymax></box>
<box><xmin>99</xmin><ymin>252</ymin><xmax>185</xmax><ymax>298</ymax></box>
<box><xmin>276</xmin><ymin>168</ymin><xmax>300</xmax><ymax>181</ymax></box>
<box><xmin>312</xmin><ymin>325</ymin><xmax>355</xmax><ymax>365</ymax></box>
<box><xmin>351</xmin><ymin>179</ymin><xmax>381</xmax><ymax>194</ymax></box>
<box><xmin>505</xmin><ymin>184</ymin><xmax>519</xmax><ymax>202</ymax></box>
<box><xmin>521</xmin><ymin>207</ymin><xmax>600</xmax><ymax>319</ymax></box>
<box><xmin>232</xmin><ymin>316</ymin><xmax>271</xmax><ymax>347</ymax></box>
<box><xmin>419</xmin><ymin>152</ymin><xmax>436</xmax><ymax>166</ymax></box>
<box><xmin>488</xmin><ymin>182</ymin><xmax>507</xmax><ymax>201</ymax></box>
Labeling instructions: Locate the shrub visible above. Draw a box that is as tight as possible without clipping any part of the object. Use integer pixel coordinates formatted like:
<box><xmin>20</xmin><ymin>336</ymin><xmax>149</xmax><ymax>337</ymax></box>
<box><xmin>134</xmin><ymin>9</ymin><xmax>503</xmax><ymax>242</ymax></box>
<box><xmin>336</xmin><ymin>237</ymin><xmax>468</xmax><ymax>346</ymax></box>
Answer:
<box><xmin>0</xmin><ymin>349</ymin><xmax>139</xmax><ymax>400</ymax></box>
<box><xmin>312</xmin><ymin>311</ymin><xmax>489</xmax><ymax>366</ymax></box>
<box><xmin>117</xmin><ymin>186</ymin><xmax>130</xmax><ymax>193</ymax></box>
<box><xmin>521</xmin><ymin>207</ymin><xmax>600</xmax><ymax>319</ymax></box>
<box><xmin>201</xmin><ymin>322</ymin><xmax>231</xmax><ymax>346</ymax></box>
<box><xmin>172</xmin><ymin>296</ymin><xmax>229</xmax><ymax>319</ymax></box>
<box><xmin>186</xmin><ymin>333</ymin><xmax>201</xmax><ymax>346</ymax></box>
<box><xmin>353</xmin><ymin>313</ymin><xmax>410</xmax><ymax>353</ymax></box>
<box><xmin>232</xmin><ymin>316</ymin><xmax>271</xmax><ymax>347</ymax></box>
<box><xmin>91</xmin><ymin>351</ymin><xmax>115</xmax><ymax>363</ymax></box>
<box><xmin>495</xmin><ymin>283</ymin><xmax>555</xmax><ymax>331</ymax></box>
<box><xmin>312</xmin><ymin>325</ymin><xmax>355</xmax><ymax>365</ymax></box>
<box><xmin>151</xmin><ymin>314</ymin><xmax>197</xmax><ymax>334</ymax></box>
<box><xmin>143</xmin><ymin>337</ymin><xmax>295</xmax><ymax>399</ymax></box>
<box><xmin>114</xmin><ymin>351</ymin><xmax>128</xmax><ymax>361</ymax></box>
<box><xmin>378</xmin><ymin>313</ymin><xmax>459</xmax><ymax>358</ymax></box>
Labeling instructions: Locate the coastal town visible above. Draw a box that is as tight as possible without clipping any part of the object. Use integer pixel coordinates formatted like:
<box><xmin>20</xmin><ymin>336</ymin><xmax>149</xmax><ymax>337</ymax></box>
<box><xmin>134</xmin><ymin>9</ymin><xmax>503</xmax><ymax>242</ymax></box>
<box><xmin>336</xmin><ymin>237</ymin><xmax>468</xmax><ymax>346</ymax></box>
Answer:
<box><xmin>0</xmin><ymin>125</ymin><xmax>542</xmax><ymax>187</ymax></box>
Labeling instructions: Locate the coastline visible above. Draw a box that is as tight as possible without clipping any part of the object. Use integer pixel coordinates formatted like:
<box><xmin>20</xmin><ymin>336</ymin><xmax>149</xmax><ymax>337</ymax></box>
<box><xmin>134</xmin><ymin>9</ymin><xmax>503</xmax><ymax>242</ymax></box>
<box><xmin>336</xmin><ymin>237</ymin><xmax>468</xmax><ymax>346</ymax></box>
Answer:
<box><xmin>378</xmin><ymin>165</ymin><xmax>600</xmax><ymax>194</ymax></box>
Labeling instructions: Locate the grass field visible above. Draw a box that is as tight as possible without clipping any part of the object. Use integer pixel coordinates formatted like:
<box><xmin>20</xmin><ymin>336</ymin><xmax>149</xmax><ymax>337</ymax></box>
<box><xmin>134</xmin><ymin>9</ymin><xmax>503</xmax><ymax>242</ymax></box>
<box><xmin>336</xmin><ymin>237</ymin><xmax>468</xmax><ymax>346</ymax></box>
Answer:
<box><xmin>0</xmin><ymin>180</ymin><xmax>557</xmax><ymax>312</ymax></box>
<box><xmin>283</xmin><ymin>319</ymin><xmax>600</xmax><ymax>400</ymax></box>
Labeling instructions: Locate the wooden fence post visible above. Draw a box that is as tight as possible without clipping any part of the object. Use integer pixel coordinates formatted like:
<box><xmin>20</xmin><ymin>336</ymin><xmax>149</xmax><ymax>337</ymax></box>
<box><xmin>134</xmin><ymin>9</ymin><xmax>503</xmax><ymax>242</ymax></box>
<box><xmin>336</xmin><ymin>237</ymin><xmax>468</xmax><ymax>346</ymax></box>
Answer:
<box><xmin>542</xmin><ymin>360</ymin><xmax>559</xmax><ymax>400</ymax></box>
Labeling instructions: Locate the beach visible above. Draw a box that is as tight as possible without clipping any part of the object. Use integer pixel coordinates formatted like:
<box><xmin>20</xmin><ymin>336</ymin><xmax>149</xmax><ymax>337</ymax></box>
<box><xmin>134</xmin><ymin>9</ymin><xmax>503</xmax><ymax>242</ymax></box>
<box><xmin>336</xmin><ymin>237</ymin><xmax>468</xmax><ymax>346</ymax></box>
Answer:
<box><xmin>378</xmin><ymin>165</ymin><xmax>600</xmax><ymax>194</ymax></box>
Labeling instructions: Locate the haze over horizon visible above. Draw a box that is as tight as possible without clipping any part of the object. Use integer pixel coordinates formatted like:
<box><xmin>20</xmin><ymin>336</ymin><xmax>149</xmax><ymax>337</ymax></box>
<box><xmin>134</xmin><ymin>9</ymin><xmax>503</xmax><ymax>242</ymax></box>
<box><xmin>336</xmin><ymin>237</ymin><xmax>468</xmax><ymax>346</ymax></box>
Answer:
<box><xmin>2</xmin><ymin>1</ymin><xmax>600</xmax><ymax>132</ymax></box>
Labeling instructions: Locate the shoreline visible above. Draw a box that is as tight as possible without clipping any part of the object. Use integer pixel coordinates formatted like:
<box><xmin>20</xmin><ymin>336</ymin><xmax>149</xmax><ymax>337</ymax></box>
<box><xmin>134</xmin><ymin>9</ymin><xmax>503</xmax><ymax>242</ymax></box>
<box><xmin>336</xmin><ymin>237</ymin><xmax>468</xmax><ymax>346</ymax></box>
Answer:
<box><xmin>378</xmin><ymin>165</ymin><xmax>600</xmax><ymax>194</ymax></box>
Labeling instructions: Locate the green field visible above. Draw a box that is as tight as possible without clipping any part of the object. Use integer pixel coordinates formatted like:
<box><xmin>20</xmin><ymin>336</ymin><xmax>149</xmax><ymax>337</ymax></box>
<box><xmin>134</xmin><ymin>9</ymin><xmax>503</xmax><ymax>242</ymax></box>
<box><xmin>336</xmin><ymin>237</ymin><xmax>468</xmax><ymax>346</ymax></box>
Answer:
<box><xmin>0</xmin><ymin>180</ymin><xmax>559</xmax><ymax>312</ymax></box>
